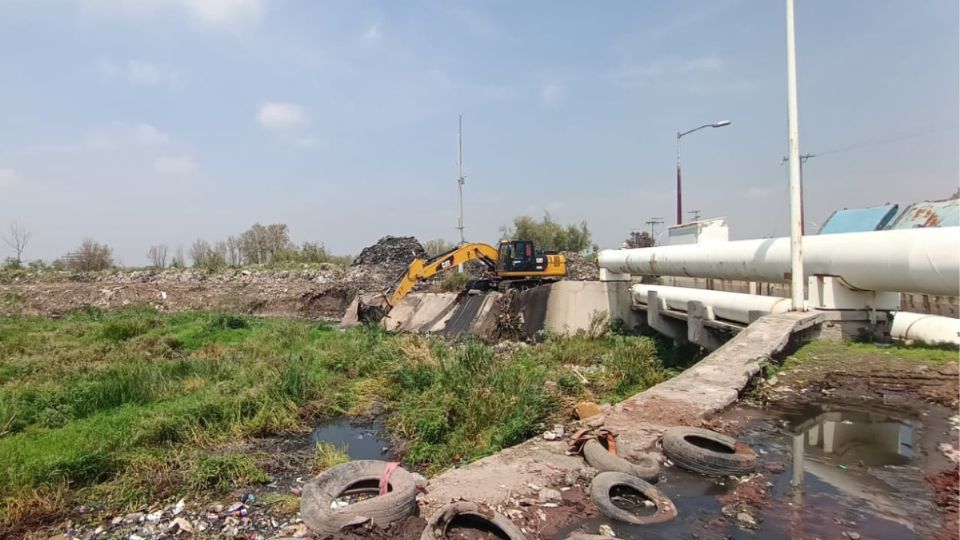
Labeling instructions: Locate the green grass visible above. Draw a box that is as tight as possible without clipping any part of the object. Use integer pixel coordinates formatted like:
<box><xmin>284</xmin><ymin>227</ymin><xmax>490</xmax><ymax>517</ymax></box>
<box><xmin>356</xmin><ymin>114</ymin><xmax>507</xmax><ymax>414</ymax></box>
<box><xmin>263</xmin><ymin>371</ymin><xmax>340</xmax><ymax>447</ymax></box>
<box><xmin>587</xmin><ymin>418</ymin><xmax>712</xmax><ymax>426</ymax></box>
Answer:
<box><xmin>0</xmin><ymin>306</ymin><xmax>682</xmax><ymax>531</ymax></box>
<box><xmin>781</xmin><ymin>339</ymin><xmax>958</xmax><ymax>371</ymax></box>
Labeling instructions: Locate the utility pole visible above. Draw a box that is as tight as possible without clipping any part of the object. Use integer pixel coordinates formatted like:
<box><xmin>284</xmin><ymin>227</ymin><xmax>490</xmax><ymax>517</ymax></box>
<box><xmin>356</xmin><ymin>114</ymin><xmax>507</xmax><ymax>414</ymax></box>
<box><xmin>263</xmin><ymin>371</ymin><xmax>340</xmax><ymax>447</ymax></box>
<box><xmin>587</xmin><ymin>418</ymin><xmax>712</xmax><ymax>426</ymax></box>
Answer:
<box><xmin>780</xmin><ymin>153</ymin><xmax>815</xmax><ymax>234</ymax></box>
<box><xmin>456</xmin><ymin>113</ymin><xmax>466</xmax><ymax>244</ymax></box>
<box><xmin>785</xmin><ymin>0</ymin><xmax>806</xmax><ymax>311</ymax></box>
<box><xmin>645</xmin><ymin>217</ymin><xmax>664</xmax><ymax>237</ymax></box>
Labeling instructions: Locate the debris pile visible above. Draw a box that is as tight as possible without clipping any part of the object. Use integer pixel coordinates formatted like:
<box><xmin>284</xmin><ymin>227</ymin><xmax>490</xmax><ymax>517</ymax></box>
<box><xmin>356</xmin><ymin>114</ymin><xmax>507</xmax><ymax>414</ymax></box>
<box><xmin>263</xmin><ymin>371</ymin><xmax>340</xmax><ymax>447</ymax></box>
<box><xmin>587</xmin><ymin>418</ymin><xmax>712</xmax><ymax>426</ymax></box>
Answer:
<box><xmin>562</xmin><ymin>252</ymin><xmax>598</xmax><ymax>281</ymax></box>
<box><xmin>352</xmin><ymin>236</ymin><xmax>426</xmax><ymax>273</ymax></box>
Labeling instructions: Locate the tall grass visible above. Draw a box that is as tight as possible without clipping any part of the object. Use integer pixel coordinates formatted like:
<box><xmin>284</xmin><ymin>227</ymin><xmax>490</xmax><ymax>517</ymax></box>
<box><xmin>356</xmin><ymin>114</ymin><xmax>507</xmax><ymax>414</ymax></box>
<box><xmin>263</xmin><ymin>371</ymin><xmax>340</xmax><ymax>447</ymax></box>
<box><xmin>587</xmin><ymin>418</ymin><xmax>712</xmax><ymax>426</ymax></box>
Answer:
<box><xmin>0</xmin><ymin>306</ymin><xmax>681</xmax><ymax>533</ymax></box>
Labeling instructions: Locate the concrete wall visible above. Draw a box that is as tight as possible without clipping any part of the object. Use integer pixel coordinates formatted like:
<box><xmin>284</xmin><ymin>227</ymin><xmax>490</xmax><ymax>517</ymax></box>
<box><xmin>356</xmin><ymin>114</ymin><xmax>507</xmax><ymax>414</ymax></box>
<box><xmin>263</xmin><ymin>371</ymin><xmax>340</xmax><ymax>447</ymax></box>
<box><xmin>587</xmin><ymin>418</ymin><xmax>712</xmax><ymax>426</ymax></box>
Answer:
<box><xmin>541</xmin><ymin>281</ymin><xmax>636</xmax><ymax>334</ymax></box>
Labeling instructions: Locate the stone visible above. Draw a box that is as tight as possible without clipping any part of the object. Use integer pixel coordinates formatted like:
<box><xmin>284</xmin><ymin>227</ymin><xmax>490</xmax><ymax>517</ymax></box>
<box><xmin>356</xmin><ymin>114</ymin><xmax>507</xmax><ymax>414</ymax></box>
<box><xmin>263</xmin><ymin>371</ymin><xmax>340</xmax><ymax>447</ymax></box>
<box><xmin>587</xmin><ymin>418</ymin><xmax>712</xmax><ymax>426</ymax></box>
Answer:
<box><xmin>170</xmin><ymin>517</ymin><xmax>195</xmax><ymax>534</ymax></box>
<box><xmin>585</xmin><ymin>415</ymin><xmax>605</xmax><ymax>428</ymax></box>
<box><xmin>539</xmin><ymin>488</ymin><xmax>562</xmax><ymax>503</ymax></box>
<box><xmin>737</xmin><ymin>512</ymin><xmax>757</xmax><ymax>528</ymax></box>
<box><xmin>542</xmin><ymin>431</ymin><xmax>558</xmax><ymax>441</ymax></box>
<box><xmin>123</xmin><ymin>512</ymin><xmax>144</xmax><ymax>524</ymax></box>
<box><xmin>598</xmin><ymin>523</ymin><xmax>616</xmax><ymax>536</ymax></box>
<box><xmin>575</xmin><ymin>401</ymin><xmax>602</xmax><ymax>420</ymax></box>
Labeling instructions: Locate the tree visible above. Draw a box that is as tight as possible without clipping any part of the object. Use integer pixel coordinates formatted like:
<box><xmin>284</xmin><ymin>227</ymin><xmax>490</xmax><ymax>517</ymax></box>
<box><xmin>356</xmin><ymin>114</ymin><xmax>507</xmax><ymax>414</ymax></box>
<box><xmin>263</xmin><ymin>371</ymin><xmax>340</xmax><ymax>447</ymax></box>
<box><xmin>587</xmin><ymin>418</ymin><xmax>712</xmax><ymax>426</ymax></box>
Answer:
<box><xmin>501</xmin><ymin>213</ymin><xmax>592</xmax><ymax>253</ymax></box>
<box><xmin>239</xmin><ymin>223</ymin><xmax>291</xmax><ymax>264</ymax></box>
<box><xmin>423</xmin><ymin>238</ymin><xmax>453</xmax><ymax>258</ymax></box>
<box><xmin>147</xmin><ymin>244</ymin><xmax>169</xmax><ymax>268</ymax></box>
<box><xmin>62</xmin><ymin>239</ymin><xmax>113</xmax><ymax>271</ymax></box>
<box><xmin>624</xmin><ymin>231</ymin><xmax>656</xmax><ymax>249</ymax></box>
<box><xmin>170</xmin><ymin>246</ymin><xmax>186</xmax><ymax>269</ymax></box>
<box><xmin>190</xmin><ymin>239</ymin><xmax>225</xmax><ymax>270</ymax></box>
<box><xmin>3</xmin><ymin>221</ymin><xmax>32</xmax><ymax>263</ymax></box>
<box><xmin>225</xmin><ymin>236</ymin><xmax>242</xmax><ymax>266</ymax></box>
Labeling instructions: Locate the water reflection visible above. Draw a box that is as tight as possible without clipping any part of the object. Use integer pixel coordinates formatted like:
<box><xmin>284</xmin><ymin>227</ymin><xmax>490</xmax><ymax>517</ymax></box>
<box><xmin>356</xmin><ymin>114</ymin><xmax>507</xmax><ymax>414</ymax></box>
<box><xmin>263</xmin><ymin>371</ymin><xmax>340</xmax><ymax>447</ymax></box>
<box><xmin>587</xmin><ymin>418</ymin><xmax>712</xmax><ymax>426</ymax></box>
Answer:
<box><xmin>787</xmin><ymin>407</ymin><xmax>919</xmax><ymax>530</ymax></box>
<box><xmin>789</xmin><ymin>408</ymin><xmax>913</xmax><ymax>486</ymax></box>
<box><xmin>310</xmin><ymin>419</ymin><xmax>391</xmax><ymax>460</ymax></box>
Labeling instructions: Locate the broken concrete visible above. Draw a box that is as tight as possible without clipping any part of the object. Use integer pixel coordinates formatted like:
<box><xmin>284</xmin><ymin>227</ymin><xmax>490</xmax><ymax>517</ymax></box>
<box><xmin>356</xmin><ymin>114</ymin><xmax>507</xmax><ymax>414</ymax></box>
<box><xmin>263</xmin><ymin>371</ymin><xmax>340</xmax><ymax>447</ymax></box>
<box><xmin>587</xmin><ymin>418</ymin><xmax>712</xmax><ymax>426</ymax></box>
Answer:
<box><xmin>382</xmin><ymin>292</ymin><xmax>460</xmax><ymax>333</ymax></box>
<box><xmin>420</xmin><ymin>311</ymin><xmax>822</xmax><ymax>512</ymax></box>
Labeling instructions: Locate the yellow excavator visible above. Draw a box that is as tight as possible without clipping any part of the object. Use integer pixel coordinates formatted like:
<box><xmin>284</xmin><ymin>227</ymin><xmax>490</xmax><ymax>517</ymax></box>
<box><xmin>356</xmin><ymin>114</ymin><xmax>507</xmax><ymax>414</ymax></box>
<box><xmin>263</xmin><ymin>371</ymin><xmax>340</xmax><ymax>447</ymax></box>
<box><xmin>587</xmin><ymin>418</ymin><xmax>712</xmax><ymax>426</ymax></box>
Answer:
<box><xmin>386</xmin><ymin>239</ymin><xmax>566</xmax><ymax>307</ymax></box>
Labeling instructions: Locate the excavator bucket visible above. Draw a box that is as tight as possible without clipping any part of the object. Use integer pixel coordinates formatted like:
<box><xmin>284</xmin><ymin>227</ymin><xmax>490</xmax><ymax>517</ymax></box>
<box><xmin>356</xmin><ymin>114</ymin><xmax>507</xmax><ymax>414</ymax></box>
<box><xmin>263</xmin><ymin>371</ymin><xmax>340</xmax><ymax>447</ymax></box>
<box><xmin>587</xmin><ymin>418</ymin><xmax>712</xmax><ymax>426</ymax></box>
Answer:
<box><xmin>340</xmin><ymin>292</ymin><xmax>391</xmax><ymax>327</ymax></box>
<box><xmin>355</xmin><ymin>293</ymin><xmax>391</xmax><ymax>324</ymax></box>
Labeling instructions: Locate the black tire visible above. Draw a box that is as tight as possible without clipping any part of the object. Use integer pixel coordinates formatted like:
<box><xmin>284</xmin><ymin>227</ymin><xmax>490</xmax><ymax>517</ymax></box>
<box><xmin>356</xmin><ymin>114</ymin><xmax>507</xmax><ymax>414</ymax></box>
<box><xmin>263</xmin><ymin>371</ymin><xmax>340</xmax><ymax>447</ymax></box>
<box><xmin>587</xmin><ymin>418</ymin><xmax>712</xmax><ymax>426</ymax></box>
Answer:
<box><xmin>301</xmin><ymin>460</ymin><xmax>417</xmax><ymax>535</ymax></box>
<box><xmin>661</xmin><ymin>427</ymin><xmax>756</xmax><ymax>476</ymax></box>
<box><xmin>589</xmin><ymin>471</ymin><xmax>678</xmax><ymax>525</ymax></box>
<box><xmin>582</xmin><ymin>439</ymin><xmax>660</xmax><ymax>483</ymax></box>
<box><xmin>419</xmin><ymin>501</ymin><xmax>527</xmax><ymax>540</ymax></box>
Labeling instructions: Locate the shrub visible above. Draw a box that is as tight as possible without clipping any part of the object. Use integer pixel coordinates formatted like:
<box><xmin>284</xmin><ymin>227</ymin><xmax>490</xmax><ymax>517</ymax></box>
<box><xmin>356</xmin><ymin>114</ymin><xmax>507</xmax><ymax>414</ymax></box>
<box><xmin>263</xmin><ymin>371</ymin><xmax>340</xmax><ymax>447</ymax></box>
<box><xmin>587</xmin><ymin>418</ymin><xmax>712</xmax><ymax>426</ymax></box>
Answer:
<box><xmin>61</xmin><ymin>239</ymin><xmax>113</xmax><ymax>272</ymax></box>
<box><xmin>440</xmin><ymin>271</ymin><xmax>470</xmax><ymax>292</ymax></box>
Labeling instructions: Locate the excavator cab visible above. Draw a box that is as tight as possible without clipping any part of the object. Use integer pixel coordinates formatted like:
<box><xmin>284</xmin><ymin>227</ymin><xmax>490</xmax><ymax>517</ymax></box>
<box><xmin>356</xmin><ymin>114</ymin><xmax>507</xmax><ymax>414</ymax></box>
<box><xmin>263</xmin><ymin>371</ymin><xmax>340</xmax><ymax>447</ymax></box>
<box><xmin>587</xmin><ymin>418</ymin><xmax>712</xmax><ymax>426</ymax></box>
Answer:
<box><xmin>497</xmin><ymin>240</ymin><xmax>550</xmax><ymax>273</ymax></box>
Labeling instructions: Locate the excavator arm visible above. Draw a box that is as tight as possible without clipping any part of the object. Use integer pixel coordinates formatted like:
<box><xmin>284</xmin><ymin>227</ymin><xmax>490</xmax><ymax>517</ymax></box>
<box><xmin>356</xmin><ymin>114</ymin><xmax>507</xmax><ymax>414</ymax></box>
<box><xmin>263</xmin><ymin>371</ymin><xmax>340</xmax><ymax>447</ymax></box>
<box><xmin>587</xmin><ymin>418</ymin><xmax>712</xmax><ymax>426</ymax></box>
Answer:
<box><xmin>388</xmin><ymin>243</ymin><xmax>499</xmax><ymax>306</ymax></box>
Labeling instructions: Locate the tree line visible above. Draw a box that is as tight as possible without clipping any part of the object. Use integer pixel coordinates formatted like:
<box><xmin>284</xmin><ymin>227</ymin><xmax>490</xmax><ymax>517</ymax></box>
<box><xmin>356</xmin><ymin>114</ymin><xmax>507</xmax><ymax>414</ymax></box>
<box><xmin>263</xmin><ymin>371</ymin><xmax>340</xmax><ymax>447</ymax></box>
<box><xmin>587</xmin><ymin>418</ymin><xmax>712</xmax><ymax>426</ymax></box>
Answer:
<box><xmin>3</xmin><ymin>214</ymin><xmax>610</xmax><ymax>273</ymax></box>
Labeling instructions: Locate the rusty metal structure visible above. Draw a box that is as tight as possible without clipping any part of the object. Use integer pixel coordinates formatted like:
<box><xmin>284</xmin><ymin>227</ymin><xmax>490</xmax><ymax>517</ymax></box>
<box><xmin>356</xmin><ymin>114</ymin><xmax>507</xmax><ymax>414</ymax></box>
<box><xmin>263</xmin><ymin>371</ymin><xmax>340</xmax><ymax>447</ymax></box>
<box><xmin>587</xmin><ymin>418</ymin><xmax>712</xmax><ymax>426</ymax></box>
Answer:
<box><xmin>888</xmin><ymin>196</ymin><xmax>959</xmax><ymax>229</ymax></box>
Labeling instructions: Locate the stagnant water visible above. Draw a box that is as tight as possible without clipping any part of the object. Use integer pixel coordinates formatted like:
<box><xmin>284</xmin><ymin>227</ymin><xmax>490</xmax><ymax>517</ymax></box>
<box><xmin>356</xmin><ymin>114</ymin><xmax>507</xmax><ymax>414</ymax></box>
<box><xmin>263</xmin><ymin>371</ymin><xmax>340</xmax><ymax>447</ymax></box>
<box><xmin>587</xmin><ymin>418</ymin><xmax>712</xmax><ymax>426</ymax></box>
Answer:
<box><xmin>559</xmin><ymin>404</ymin><xmax>937</xmax><ymax>539</ymax></box>
<box><xmin>310</xmin><ymin>419</ymin><xmax>392</xmax><ymax>460</ymax></box>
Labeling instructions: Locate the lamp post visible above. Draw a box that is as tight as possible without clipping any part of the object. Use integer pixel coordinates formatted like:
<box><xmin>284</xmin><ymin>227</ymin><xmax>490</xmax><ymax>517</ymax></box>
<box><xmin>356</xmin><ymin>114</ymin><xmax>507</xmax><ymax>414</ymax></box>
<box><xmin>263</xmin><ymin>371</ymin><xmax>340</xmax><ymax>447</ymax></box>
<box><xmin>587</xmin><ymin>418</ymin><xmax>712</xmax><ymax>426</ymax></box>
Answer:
<box><xmin>676</xmin><ymin>120</ymin><xmax>731</xmax><ymax>225</ymax></box>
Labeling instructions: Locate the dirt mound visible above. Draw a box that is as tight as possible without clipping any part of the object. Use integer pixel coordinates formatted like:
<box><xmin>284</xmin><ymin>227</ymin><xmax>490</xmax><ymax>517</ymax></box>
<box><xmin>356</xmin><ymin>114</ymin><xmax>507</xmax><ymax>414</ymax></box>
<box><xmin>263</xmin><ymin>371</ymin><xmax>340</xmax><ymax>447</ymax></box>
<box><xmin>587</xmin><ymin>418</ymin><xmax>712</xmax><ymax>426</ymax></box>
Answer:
<box><xmin>353</xmin><ymin>236</ymin><xmax>426</xmax><ymax>270</ymax></box>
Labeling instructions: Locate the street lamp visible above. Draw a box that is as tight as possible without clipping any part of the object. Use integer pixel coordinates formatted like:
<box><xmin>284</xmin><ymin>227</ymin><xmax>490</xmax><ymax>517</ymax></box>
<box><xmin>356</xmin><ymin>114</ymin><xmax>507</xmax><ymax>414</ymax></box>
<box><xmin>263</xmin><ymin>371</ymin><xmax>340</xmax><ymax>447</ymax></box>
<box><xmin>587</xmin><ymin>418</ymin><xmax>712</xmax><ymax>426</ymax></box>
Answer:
<box><xmin>676</xmin><ymin>120</ymin><xmax>731</xmax><ymax>225</ymax></box>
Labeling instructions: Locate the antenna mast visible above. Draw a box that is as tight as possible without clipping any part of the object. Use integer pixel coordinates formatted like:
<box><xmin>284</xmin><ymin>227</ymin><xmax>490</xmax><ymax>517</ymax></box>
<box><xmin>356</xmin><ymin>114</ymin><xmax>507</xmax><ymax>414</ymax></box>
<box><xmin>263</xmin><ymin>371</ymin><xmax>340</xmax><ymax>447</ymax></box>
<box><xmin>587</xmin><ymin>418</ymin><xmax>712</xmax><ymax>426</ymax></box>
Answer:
<box><xmin>456</xmin><ymin>113</ymin><xmax>466</xmax><ymax>244</ymax></box>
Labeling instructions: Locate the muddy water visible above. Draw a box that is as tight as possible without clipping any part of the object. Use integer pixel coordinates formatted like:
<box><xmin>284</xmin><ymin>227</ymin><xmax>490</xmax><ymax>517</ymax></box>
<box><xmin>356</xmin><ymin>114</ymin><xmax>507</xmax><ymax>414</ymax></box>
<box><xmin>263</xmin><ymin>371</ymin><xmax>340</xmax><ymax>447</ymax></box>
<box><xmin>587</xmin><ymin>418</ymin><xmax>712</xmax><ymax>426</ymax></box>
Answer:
<box><xmin>560</xmin><ymin>404</ymin><xmax>937</xmax><ymax>539</ymax></box>
<box><xmin>310</xmin><ymin>419</ymin><xmax>392</xmax><ymax>460</ymax></box>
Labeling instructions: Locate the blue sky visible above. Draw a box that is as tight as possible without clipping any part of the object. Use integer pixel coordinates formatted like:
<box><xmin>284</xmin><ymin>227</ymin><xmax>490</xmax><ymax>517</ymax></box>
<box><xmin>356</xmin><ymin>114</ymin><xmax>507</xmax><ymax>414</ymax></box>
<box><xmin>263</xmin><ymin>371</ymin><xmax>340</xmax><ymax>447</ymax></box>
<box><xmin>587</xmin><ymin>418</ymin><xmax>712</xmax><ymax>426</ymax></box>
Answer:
<box><xmin>1</xmin><ymin>0</ymin><xmax>957</xmax><ymax>264</ymax></box>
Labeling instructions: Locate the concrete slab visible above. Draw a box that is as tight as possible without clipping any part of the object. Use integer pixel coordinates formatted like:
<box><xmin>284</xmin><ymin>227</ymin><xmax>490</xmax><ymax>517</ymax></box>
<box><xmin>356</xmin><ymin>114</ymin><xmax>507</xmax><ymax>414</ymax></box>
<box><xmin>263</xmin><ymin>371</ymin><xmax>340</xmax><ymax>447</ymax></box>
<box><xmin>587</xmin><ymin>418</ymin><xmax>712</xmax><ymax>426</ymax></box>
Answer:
<box><xmin>420</xmin><ymin>310</ymin><xmax>822</xmax><ymax>512</ymax></box>
<box><xmin>382</xmin><ymin>292</ymin><xmax>459</xmax><ymax>333</ymax></box>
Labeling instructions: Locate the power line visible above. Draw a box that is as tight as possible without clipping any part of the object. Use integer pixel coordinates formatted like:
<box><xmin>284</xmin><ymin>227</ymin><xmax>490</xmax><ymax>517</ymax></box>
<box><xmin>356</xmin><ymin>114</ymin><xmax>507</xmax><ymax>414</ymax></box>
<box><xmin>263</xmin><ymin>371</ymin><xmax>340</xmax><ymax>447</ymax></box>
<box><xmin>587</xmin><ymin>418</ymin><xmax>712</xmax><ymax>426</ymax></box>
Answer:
<box><xmin>799</xmin><ymin>126</ymin><xmax>953</xmax><ymax>161</ymax></box>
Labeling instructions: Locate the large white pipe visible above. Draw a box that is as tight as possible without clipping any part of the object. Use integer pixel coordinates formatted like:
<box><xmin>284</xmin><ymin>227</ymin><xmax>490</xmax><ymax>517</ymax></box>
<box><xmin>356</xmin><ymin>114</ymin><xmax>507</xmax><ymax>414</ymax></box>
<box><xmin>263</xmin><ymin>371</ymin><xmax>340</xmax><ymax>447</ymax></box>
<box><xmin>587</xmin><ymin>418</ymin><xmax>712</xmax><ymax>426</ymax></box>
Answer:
<box><xmin>632</xmin><ymin>284</ymin><xmax>791</xmax><ymax>325</ymax></box>
<box><xmin>600</xmin><ymin>228</ymin><xmax>959</xmax><ymax>296</ymax></box>
<box><xmin>890</xmin><ymin>312</ymin><xmax>960</xmax><ymax>347</ymax></box>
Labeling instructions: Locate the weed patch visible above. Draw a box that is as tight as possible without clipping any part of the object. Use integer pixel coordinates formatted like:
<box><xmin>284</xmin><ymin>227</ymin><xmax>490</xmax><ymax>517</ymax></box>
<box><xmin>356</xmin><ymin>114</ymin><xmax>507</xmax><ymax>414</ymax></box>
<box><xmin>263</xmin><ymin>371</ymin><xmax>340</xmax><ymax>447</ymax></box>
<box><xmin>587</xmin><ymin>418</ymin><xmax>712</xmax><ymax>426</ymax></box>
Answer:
<box><xmin>0</xmin><ymin>308</ymin><xmax>688</xmax><ymax>533</ymax></box>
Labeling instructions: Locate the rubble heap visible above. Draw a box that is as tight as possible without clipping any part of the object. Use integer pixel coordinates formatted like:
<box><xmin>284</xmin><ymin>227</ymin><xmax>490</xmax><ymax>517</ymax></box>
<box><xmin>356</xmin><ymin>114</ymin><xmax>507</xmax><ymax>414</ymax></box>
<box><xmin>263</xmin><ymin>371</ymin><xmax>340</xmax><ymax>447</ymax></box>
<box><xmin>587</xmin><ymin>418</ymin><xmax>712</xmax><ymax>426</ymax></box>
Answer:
<box><xmin>562</xmin><ymin>251</ymin><xmax>598</xmax><ymax>281</ymax></box>
<box><xmin>352</xmin><ymin>236</ymin><xmax>426</xmax><ymax>272</ymax></box>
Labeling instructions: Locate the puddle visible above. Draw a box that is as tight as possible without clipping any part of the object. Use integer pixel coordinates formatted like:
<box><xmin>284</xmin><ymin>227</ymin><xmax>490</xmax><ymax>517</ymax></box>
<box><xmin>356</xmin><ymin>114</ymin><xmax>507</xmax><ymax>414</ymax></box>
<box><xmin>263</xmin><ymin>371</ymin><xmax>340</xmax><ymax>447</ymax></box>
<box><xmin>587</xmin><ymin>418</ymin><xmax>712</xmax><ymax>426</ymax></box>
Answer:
<box><xmin>559</xmin><ymin>404</ymin><xmax>938</xmax><ymax>539</ymax></box>
<box><xmin>310</xmin><ymin>418</ymin><xmax>392</xmax><ymax>460</ymax></box>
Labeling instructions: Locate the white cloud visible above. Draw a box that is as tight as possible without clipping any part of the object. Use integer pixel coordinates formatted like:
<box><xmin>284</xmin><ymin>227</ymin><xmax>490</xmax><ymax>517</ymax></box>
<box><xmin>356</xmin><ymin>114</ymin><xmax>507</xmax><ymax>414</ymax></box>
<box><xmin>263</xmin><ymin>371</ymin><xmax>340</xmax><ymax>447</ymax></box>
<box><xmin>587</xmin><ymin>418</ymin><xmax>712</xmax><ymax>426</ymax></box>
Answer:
<box><xmin>153</xmin><ymin>156</ymin><xmax>197</xmax><ymax>176</ymax></box>
<box><xmin>0</xmin><ymin>168</ymin><xmax>22</xmax><ymax>189</ymax></box>
<box><xmin>257</xmin><ymin>102</ymin><xmax>306</xmax><ymax>131</ymax></box>
<box><xmin>362</xmin><ymin>21</ymin><xmax>383</xmax><ymax>44</ymax></box>
<box><xmin>82</xmin><ymin>0</ymin><xmax>263</xmax><ymax>28</ymax></box>
<box><xmin>98</xmin><ymin>58</ymin><xmax>181</xmax><ymax>88</ymax></box>
<box><xmin>85</xmin><ymin>123</ymin><xmax>169</xmax><ymax>149</ymax></box>
<box><xmin>539</xmin><ymin>81</ymin><xmax>565</xmax><ymax>108</ymax></box>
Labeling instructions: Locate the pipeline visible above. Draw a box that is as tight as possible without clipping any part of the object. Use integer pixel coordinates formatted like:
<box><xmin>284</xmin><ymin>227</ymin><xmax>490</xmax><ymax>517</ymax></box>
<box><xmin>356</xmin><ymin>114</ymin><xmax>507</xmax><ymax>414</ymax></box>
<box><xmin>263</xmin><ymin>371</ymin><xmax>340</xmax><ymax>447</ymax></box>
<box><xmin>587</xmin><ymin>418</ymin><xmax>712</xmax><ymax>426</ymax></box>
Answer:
<box><xmin>600</xmin><ymin>228</ymin><xmax>959</xmax><ymax>297</ymax></box>
<box><xmin>890</xmin><ymin>312</ymin><xmax>960</xmax><ymax>347</ymax></box>
<box><xmin>631</xmin><ymin>284</ymin><xmax>791</xmax><ymax>325</ymax></box>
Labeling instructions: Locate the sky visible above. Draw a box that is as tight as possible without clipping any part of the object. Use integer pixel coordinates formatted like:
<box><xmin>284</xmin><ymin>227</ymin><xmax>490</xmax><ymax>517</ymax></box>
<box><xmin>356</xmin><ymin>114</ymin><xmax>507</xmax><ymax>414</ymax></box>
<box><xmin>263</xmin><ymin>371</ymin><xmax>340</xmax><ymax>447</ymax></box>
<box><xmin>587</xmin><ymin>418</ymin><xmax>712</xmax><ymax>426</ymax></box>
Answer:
<box><xmin>0</xmin><ymin>0</ymin><xmax>957</xmax><ymax>265</ymax></box>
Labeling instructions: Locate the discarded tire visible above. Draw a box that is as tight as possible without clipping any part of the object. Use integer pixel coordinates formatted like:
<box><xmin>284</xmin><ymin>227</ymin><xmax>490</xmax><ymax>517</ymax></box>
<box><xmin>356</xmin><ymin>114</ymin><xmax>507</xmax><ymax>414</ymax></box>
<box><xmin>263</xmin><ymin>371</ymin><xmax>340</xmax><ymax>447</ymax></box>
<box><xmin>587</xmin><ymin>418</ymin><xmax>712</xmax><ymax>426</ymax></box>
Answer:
<box><xmin>419</xmin><ymin>501</ymin><xmax>527</xmax><ymax>540</ymax></box>
<box><xmin>661</xmin><ymin>426</ymin><xmax>757</xmax><ymax>476</ymax></box>
<box><xmin>582</xmin><ymin>439</ymin><xmax>660</xmax><ymax>483</ymax></box>
<box><xmin>301</xmin><ymin>460</ymin><xmax>417</xmax><ymax>535</ymax></box>
<box><xmin>589</xmin><ymin>471</ymin><xmax>678</xmax><ymax>525</ymax></box>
